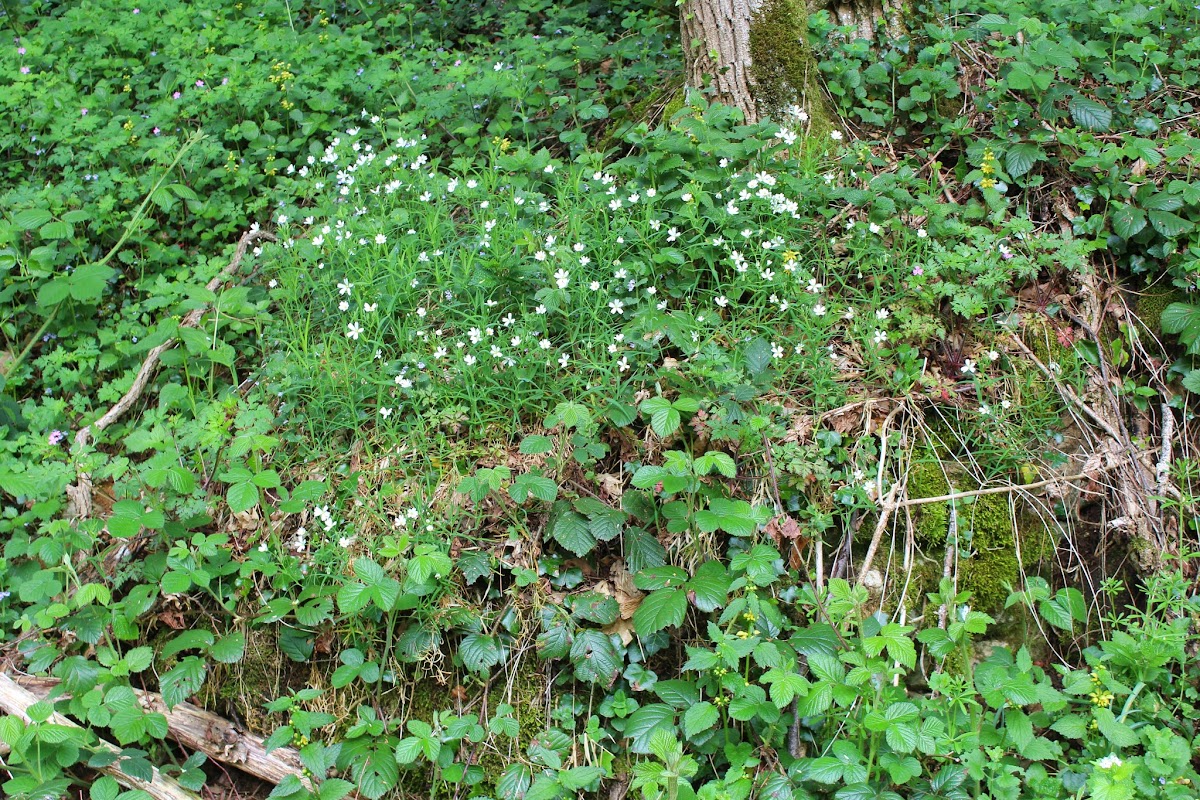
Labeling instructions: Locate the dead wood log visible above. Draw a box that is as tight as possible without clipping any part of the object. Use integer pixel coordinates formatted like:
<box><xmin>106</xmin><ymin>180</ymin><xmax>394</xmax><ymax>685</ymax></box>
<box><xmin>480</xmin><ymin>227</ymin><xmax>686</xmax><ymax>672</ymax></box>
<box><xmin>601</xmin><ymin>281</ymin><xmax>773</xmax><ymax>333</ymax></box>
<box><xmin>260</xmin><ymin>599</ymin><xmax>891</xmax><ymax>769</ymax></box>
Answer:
<box><xmin>0</xmin><ymin>673</ymin><xmax>199</xmax><ymax>800</ymax></box>
<box><xmin>11</xmin><ymin>675</ymin><xmax>313</xmax><ymax>792</ymax></box>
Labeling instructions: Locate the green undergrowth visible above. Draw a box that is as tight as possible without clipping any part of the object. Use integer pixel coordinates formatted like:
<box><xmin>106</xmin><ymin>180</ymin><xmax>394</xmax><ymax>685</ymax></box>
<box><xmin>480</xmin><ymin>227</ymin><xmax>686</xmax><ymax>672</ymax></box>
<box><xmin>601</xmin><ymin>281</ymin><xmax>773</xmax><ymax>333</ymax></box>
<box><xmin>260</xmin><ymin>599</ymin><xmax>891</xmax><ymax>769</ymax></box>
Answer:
<box><xmin>3</xmin><ymin>0</ymin><xmax>1200</xmax><ymax>799</ymax></box>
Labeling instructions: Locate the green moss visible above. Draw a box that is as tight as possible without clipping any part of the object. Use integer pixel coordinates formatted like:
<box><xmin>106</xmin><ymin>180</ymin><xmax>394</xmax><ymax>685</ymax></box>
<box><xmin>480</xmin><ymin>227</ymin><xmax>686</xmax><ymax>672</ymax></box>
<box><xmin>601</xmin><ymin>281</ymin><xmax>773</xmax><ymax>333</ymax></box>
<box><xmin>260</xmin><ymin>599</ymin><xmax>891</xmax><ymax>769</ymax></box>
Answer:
<box><xmin>1135</xmin><ymin>287</ymin><xmax>1188</xmax><ymax>333</ymax></box>
<box><xmin>748</xmin><ymin>0</ymin><xmax>836</xmax><ymax>136</ymax></box>
<box><xmin>908</xmin><ymin>461</ymin><xmax>951</xmax><ymax>547</ymax></box>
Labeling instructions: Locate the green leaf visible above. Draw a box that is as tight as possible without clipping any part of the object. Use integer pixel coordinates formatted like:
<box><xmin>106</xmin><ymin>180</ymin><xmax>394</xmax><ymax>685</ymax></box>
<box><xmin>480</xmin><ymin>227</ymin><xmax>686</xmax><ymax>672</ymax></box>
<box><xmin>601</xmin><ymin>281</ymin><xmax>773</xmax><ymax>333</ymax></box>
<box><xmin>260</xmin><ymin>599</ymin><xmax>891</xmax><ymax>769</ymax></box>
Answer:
<box><xmin>686</xmin><ymin>561</ymin><xmax>731</xmax><ymax>612</ymax></box>
<box><xmin>624</xmin><ymin>703</ymin><xmax>676</xmax><ymax>754</ymax></box>
<box><xmin>520</xmin><ymin>435</ymin><xmax>554</xmax><ymax>454</ymax></box>
<box><xmin>1148</xmin><ymin>209</ymin><xmax>1192</xmax><ymax>238</ymax></box>
<box><xmin>552</xmin><ymin>509</ymin><xmax>595</xmax><ymax>556</ymax></box>
<box><xmin>209</xmin><ymin>632</ymin><xmax>246</xmax><ymax>664</ymax></box>
<box><xmin>1004</xmin><ymin>143</ymin><xmax>1042</xmax><ymax>179</ymax></box>
<box><xmin>460</xmin><ymin>633</ymin><xmax>502</xmax><ymax>672</ymax></box>
<box><xmin>1110</xmin><ymin>204</ymin><xmax>1147</xmax><ymax>240</ymax></box>
<box><xmin>13</xmin><ymin>208</ymin><xmax>52</xmax><ymax>230</ymax></box>
<box><xmin>226</xmin><ymin>481</ymin><xmax>259</xmax><ymax>514</ymax></box>
<box><xmin>1094</xmin><ymin>708</ymin><xmax>1139</xmax><ymax>747</ymax></box>
<box><xmin>571</xmin><ymin>592</ymin><xmax>619</xmax><ymax>625</ymax></box>
<box><xmin>570</xmin><ymin>630</ymin><xmax>621</xmax><ymax>687</ymax></box>
<box><xmin>559</xmin><ymin>766</ymin><xmax>604</xmax><ymax>791</ymax></box>
<box><xmin>744</xmin><ymin>337</ymin><xmax>773</xmax><ymax>376</ymax></box>
<box><xmin>683</xmin><ymin>701</ymin><xmax>718</xmax><ymax>738</ymax></box>
<box><xmin>1068</xmin><ymin>96</ymin><xmax>1112</xmax><ymax>131</ymax></box>
<box><xmin>641</xmin><ymin>397</ymin><xmax>681</xmax><ymax>437</ymax></box>
<box><xmin>159</xmin><ymin>657</ymin><xmax>206</xmax><ymax>708</ymax></box>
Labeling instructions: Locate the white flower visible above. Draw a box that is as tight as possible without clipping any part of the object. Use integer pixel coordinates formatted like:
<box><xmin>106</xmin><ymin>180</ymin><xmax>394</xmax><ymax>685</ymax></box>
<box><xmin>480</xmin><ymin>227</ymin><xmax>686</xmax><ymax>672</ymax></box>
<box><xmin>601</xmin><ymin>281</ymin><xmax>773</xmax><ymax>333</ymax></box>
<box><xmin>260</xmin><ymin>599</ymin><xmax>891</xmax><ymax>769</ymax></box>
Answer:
<box><xmin>917</xmin><ymin>228</ymin><xmax>928</xmax><ymax>238</ymax></box>
<box><xmin>554</xmin><ymin>269</ymin><xmax>570</xmax><ymax>289</ymax></box>
<box><xmin>346</xmin><ymin>322</ymin><xmax>364</xmax><ymax>340</ymax></box>
<box><xmin>558</xmin><ymin>353</ymin><xmax>570</xmax><ymax>367</ymax></box>
<box><xmin>375</xmin><ymin>233</ymin><xmax>387</xmax><ymax>244</ymax></box>
<box><xmin>875</xmin><ymin>308</ymin><xmax>890</xmax><ymax>320</ymax></box>
<box><xmin>608</xmin><ymin>299</ymin><xmax>625</xmax><ymax>315</ymax></box>
<box><xmin>987</xmin><ymin>350</ymin><xmax>1000</xmax><ymax>361</ymax></box>
<box><xmin>812</xmin><ymin>303</ymin><xmax>827</xmax><ymax>317</ymax></box>
<box><xmin>681</xmin><ymin>192</ymin><xmax>693</xmax><ymax>202</ymax></box>
<box><xmin>962</xmin><ymin>359</ymin><xmax>977</xmax><ymax>375</ymax></box>
<box><xmin>869</xmin><ymin>222</ymin><xmax>882</xmax><ymax>234</ymax></box>
<box><xmin>979</xmin><ymin>404</ymin><xmax>990</xmax><ymax>415</ymax></box>
<box><xmin>1094</xmin><ymin>755</ymin><xmax>1123</xmax><ymax>771</ymax></box>
<box><xmin>830</xmin><ymin>130</ymin><xmax>843</xmax><ymax>141</ymax></box>
<box><xmin>771</xmin><ymin>343</ymin><xmax>785</xmax><ymax>359</ymax></box>
<box><xmin>873</xmin><ymin>330</ymin><xmax>888</xmax><ymax>344</ymax></box>
<box><xmin>337</xmin><ymin>280</ymin><xmax>354</xmax><ymax>296</ymax></box>
<box><xmin>380</xmin><ymin>407</ymin><xmax>393</xmax><ymax>418</ymax></box>
<box><xmin>716</xmin><ymin>296</ymin><xmax>729</xmax><ymax>308</ymax></box>
<box><xmin>363</xmin><ymin>303</ymin><xmax>377</xmax><ymax>312</ymax></box>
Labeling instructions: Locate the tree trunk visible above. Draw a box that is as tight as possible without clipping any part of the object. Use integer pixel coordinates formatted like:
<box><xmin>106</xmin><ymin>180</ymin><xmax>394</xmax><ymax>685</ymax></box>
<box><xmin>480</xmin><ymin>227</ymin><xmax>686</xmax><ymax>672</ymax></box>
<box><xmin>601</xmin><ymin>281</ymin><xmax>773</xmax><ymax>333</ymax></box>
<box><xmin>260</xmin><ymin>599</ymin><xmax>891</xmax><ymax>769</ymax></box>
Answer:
<box><xmin>681</xmin><ymin>0</ymin><xmax>901</xmax><ymax>125</ymax></box>
<box><xmin>681</xmin><ymin>0</ymin><xmax>763</xmax><ymax>124</ymax></box>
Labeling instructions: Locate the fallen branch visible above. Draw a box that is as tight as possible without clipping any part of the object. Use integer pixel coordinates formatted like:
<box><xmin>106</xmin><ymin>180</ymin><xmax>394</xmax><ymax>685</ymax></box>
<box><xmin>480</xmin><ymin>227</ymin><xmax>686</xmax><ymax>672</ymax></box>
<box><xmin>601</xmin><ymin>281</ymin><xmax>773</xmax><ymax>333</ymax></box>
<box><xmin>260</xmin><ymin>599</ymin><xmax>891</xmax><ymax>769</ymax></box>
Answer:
<box><xmin>896</xmin><ymin>471</ymin><xmax>1096</xmax><ymax>507</ymax></box>
<box><xmin>12</xmin><ymin>675</ymin><xmax>313</xmax><ymax>792</ymax></box>
<box><xmin>0</xmin><ymin>673</ymin><xmax>198</xmax><ymax>800</ymax></box>
<box><xmin>67</xmin><ymin>228</ymin><xmax>276</xmax><ymax>521</ymax></box>
<box><xmin>74</xmin><ymin>228</ymin><xmax>276</xmax><ymax>452</ymax></box>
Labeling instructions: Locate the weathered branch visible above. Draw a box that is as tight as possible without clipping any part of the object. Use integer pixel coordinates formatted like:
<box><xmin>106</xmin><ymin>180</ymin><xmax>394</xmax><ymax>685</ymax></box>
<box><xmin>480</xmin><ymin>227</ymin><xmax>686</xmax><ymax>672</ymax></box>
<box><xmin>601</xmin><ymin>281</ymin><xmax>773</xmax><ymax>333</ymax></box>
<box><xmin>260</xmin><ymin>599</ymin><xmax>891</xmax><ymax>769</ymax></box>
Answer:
<box><xmin>11</xmin><ymin>675</ymin><xmax>314</xmax><ymax>792</ymax></box>
<box><xmin>0</xmin><ymin>673</ymin><xmax>199</xmax><ymax>800</ymax></box>
<box><xmin>74</xmin><ymin>228</ymin><xmax>276</xmax><ymax>452</ymax></box>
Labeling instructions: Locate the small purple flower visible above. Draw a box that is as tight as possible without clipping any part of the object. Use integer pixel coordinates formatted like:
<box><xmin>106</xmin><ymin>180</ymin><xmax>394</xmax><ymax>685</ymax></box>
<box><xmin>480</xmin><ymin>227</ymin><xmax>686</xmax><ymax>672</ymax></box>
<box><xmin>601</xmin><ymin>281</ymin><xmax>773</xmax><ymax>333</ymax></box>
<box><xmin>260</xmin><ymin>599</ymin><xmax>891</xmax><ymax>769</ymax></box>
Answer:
<box><xmin>48</xmin><ymin>430</ymin><xmax>66</xmax><ymax>445</ymax></box>
<box><xmin>912</xmin><ymin>266</ymin><xmax>924</xmax><ymax>276</ymax></box>
<box><xmin>173</xmin><ymin>91</ymin><xmax>181</xmax><ymax>99</ymax></box>
<box><xmin>133</xmin><ymin>7</ymin><xmax>140</xmax><ymax>13</ymax></box>
<box><xmin>195</xmin><ymin>79</ymin><xmax>204</xmax><ymax>87</ymax></box>
<box><xmin>0</xmin><ymin>590</ymin><xmax>11</xmax><ymax>601</ymax></box>
<box><xmin>18</xmin><ymin>46</ymin><xmax>26</xmax><ymax>55</ymax></box>
<box><xmin>21</xmin><ymin>66</ymin><xmax>30</xmax><ymax>74</ymax></box>
<box><xmin>153</xmin><ymin>126</ymin><xmax>161</xmax><ymax>135</ymax></box>
<box><xmin>80</xmin><ymin>108</ymin><xmax>88</xmax><ymax>116</ymax></box>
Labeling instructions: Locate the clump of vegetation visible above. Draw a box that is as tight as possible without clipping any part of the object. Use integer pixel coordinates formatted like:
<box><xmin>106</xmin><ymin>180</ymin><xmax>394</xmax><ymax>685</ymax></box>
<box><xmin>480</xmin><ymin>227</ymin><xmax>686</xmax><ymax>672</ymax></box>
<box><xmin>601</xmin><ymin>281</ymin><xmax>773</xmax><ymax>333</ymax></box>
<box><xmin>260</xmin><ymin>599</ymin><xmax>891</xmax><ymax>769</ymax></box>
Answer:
<box><xmin>1</xmin><ymin>0</ymin><xmax>1199</xmax><ymax>799</ymax></box>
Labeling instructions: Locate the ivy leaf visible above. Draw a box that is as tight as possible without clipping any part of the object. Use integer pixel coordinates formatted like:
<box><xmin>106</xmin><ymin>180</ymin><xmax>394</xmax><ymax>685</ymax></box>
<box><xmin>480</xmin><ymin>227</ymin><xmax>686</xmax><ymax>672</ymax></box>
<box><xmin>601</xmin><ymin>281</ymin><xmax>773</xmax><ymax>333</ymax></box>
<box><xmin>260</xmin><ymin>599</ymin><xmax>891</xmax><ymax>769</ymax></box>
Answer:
<box><xmin>633</xmin><ymin>588</ymin><xmax>687</xmax><ymax>637</ymax></box>
<box><xmin>1068</xmin><ymin>96</ymin><xmax>1112</xmax><ymax>131</ymax></box>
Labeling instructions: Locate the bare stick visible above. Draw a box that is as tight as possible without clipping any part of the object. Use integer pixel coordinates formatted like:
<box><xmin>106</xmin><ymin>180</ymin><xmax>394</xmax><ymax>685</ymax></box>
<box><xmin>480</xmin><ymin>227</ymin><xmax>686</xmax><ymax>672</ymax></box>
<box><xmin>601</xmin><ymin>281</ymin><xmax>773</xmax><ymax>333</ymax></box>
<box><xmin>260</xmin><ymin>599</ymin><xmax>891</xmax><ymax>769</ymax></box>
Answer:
<box><xmin>73</xmin><ymin>228</ymin><xmax>276</xmax><ymax>452</ymax></box>
<box><xmin>897</xmin><ymin>471</ymin><xmax>1098</xmax><ymax>507</ymax></box>
<box><xmin>0</xmin><ymin>674</ymin><xmax>198</xmax><ymax>800</ymax></box>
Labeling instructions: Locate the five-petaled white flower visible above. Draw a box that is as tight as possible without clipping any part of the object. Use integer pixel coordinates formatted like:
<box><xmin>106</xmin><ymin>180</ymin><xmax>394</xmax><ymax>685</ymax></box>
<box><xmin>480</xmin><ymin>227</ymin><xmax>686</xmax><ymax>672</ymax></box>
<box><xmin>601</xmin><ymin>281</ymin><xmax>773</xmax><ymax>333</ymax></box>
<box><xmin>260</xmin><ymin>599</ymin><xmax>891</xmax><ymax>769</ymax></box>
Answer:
<box><xmin>346</xmin><ymin>322</ymin><xmax>364</xmax><ymax>340</ymax></box>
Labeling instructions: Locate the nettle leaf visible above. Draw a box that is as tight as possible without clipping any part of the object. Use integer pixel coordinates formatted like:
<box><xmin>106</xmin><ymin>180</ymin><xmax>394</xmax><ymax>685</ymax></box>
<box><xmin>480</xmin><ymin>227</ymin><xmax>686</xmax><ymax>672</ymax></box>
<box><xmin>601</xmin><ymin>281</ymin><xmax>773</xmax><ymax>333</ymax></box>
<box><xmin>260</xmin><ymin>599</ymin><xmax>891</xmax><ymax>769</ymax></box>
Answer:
<box><xmin>1068</xmin><ymin>96</ymin><xmax>1112</xmax><ymax>131</ymax></box>
<box><xmin>634</xmin><ymin>588</ymin><xmax>687</xmax><ymax>636</ymax></box>
<box><xmin>1004</xmin><ymin>142</ymin><xmax>1043</xmax><ymax>179</ymax></box>
<box><xmin>552</xmin><ymin>508</ymin><xmax>595</xmax><ymax>556</ymax></box>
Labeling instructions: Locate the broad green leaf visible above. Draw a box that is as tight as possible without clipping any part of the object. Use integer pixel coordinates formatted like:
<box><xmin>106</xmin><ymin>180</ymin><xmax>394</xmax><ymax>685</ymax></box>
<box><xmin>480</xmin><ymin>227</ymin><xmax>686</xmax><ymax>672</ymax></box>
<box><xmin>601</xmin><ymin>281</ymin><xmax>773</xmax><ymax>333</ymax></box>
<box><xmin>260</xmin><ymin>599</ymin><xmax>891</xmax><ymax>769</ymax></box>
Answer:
<box><xmin>683</xmin><ymin>701</ymin><xmax>718</xmax><ymax>738</ymax></box>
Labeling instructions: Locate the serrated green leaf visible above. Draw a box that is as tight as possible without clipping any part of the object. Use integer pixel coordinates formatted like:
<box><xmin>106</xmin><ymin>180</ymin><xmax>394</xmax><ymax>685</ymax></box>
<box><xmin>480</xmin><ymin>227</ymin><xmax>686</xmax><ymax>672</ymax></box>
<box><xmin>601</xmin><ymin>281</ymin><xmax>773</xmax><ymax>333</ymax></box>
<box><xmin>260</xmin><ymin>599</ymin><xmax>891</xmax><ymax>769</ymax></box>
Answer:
<box><xmin>683</xmin><ymin>701</ymin><xmax>718</xmax><ymax>738</ymax></box>
<box><xmin>1069</xmin><ymin>96</ymin><xmax>1112</xmax><ymax>131</ymax></box>
<box><xmin>209</xmin><ymin>631</ymin><xmax>246</xmax><ymax>664</ymax></box>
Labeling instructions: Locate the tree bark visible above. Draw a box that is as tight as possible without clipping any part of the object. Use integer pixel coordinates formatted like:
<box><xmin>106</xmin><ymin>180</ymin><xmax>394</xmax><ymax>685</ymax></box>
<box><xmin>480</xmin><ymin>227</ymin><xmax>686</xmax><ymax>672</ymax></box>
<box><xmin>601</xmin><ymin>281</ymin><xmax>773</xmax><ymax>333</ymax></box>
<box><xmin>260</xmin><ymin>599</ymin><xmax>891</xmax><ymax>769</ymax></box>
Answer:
<box><xmin>681</xmin><ymin>0</ymin><xmax>763</xmax><ymax>124</ymax></box>
<box><xmin>681</xmin><ymin>0</ymin><xmax>902</xmax><ymax>125</ymax></box>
